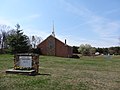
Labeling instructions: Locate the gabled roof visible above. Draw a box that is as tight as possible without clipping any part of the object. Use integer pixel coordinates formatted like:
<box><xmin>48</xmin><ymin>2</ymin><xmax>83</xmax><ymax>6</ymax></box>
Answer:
<box><xmin>38</xmin><ymin>35</ymin><xmax>71</xmax><ymax>47</ymax></box>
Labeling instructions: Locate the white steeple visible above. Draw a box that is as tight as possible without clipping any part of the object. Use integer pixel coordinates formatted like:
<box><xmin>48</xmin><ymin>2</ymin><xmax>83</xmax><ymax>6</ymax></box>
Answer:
<box><xmin>52</xmin><ymin>21</ymin><xmax>55</xmax><ymax>37</ymax></box>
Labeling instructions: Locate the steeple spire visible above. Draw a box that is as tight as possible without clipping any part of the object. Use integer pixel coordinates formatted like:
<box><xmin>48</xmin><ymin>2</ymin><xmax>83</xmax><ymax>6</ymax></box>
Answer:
<box><xmin>52</xmin><ymin>21</ymin><xmax>55</xmax><ymax>37</ymax></box>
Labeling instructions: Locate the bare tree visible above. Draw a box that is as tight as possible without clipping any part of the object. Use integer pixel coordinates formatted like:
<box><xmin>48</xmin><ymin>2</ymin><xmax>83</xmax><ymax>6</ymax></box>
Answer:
<box><xmin>0</xmin><ymin>24</ymin><xmax>11</xmax><ymax>53</ymax></box>
<box><xmin>78</xmin><ymin>44</ymin><xmax>92</xmax><ymax>56</ymax></box>
<box><xmin>90</xmin><ymin>47</ymin><xmax>96</xmax><ymax>56</ymax></box>
<box><xmin>0</xmin><ymin>34</ymin><xmax>2</xmax><ymax>49</ymax></box>
<box><xmin>118</xmin><ymin>37</ymin><xmax>120</xmax><ymax>45</ymax></box>
<box><xmin>29</xmin><ymin>35</ymin><xmax>42</xmax><ymax>48</ymax></box>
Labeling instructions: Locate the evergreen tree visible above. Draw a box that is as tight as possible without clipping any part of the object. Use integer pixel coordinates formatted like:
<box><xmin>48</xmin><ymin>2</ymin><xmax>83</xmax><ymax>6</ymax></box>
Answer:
<box><xmin>7</xmin><ymin>24</ymin><xmax>30</xmax><ymax>54</ymax></box>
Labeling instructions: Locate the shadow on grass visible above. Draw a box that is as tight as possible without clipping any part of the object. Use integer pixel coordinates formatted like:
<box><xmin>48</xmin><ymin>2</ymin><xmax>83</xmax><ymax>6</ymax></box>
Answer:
<box><xmin>27</xmin><ymin>73</ymin><xmax>51</xmax><ymax>76</ymax></box>
<box><xmin>36</xmin><ymin>73</ymin><xmax>51</xmax><ymax>76</ymax></box>
<box><xmin>5</xmin><ymin>70</ymin><xmax>51</xmax><ymax>76</ymax></box>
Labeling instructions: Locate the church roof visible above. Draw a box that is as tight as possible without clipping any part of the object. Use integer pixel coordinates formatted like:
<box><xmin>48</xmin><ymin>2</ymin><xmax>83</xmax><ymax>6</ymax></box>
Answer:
<box><xmin>38</xmin><ymin>35</ymin><xmax>71</xmax><ymax>47</ymax></box>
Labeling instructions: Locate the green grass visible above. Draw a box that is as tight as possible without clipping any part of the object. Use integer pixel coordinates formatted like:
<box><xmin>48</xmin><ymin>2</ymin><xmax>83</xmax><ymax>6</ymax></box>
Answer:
<box><xmin>0</xmin><ymin>54</ymin><xmax>120</xmax><ymax>90</ymax></box>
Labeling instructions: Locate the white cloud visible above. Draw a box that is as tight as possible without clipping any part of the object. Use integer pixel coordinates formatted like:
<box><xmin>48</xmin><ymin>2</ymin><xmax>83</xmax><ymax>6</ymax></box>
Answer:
<box><xmin>24</xmin><ymin>27</ymin><xmax>50</xmax><ymax>39</ymax></box>
<box><xmin>0</xmin><ymin>18</ymin><xmax>12</xmax><ymax>26</ymax></box>
<box><xmin>102</xmin><ymin>8</ymin><xmax>120</xmax><ymax>16</ymax></box>
<box><xmin>26</xmin><ymin>14</ymin><xmax>41</xmax><ymax>20</ymax></box>
<box><xmin>90</xmin><ymin>17</ymin><xmax>120</xmax><ymax>37</ymax></box>
<box><xmin>58</xmin><ymin>0</ymin><xmax>120</xmax><ymax>47</ymax></box>
<box><xmin>11</xmin><ymin>14</ymin><xmax>41</xmax><ymax>24</ymax></box>
<box><xmin>59</xmin><ymin>0</ymin><xmax>93</xmax><ymax>18</ymax></box>
<box><xmin>0</xmin><ymin>17</ymin><xmax>16</xmax><ymax>30</ymax></box>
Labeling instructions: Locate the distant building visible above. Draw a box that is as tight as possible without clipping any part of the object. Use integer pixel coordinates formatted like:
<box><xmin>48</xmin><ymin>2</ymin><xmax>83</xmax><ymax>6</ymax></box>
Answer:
<box><xmin>37</xmin><ymin>35</ymin><xmax>73</xmax><ymax>58</ymax></box>
<box><xmin>95</xmin><ymin>52</ymin><xmax>100</xmax><ymax>56</ymax></box>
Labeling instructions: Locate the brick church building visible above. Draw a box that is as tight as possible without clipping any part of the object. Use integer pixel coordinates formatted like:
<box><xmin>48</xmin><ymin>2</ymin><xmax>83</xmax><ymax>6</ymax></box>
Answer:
<box><xmin>37</xmin><ymin>34</ymin><xmax>73</xmax><ymax>58</ymax></box>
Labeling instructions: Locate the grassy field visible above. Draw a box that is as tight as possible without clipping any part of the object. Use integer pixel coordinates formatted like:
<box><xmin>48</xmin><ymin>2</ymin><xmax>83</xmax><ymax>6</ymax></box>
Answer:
<box><xmin>0</xmin><ymin>54</ymin><xmax>120</xmax><ymax>90</ymax></box>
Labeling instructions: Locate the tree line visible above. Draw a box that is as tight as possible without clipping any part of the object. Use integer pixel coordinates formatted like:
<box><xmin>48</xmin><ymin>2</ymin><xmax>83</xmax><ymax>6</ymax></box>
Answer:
<box><xmin>73</xmin><ymin>45</ymin><xmax>120</xmax><ymax>56</ymax></box>
<box><xmin>0</xmin><ymin>24</ymin><xmax>42</xmax><ymax>54</ymax></box>
<box><xmin>0</xmin><ymin>24</ymin><xmax>119</xmax><ymax>55</ymax></box>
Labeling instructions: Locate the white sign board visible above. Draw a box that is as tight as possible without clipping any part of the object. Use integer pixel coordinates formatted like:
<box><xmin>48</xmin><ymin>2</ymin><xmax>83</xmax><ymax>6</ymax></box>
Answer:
<box><xmin>19</xmin><ymin>56</ymin><xmax>32</xmax><ymax>68</ymax></box>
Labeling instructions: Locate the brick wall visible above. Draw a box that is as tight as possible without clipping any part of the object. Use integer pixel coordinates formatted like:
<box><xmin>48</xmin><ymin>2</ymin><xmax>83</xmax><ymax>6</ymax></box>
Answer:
<box><xmin>38</xmin><ymin>35</ymin><xmax>73</xmax><ymax>58</ymax></box>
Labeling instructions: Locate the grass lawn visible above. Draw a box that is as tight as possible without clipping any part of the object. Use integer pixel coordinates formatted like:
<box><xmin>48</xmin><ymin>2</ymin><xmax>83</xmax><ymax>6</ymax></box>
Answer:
<box><xmin>0</xmin><ymin>54</ymin><xmax>120</xmax><ymax>90</ymax></box>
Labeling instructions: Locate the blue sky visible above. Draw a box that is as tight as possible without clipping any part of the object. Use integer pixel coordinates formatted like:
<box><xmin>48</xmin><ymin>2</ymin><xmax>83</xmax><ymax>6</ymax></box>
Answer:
<box><xmin>0</xmin><ymin>0</ymin><xmax>120</xmax><ymax>47</ymax></box>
